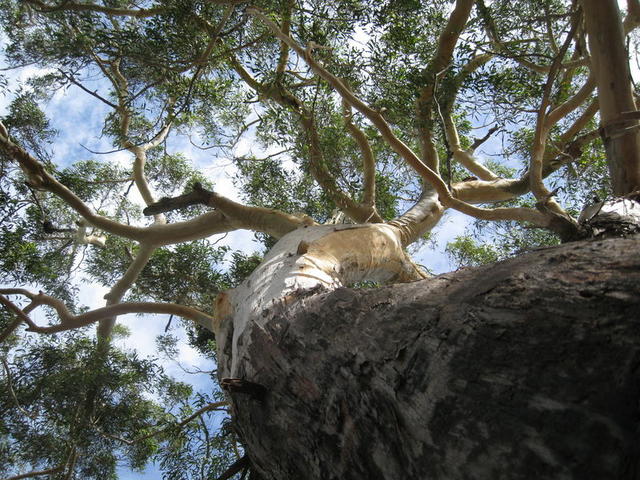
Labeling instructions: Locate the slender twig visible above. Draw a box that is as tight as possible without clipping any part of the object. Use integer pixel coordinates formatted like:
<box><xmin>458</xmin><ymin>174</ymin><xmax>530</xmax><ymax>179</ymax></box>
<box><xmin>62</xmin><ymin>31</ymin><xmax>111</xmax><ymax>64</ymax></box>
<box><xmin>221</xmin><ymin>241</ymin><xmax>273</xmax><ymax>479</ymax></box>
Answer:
<box><xmin>58</xmin><ymin>70</ymin><xmax>119</xmax><ymax>110</ymax></box>
<box><xmin>96</xmin><ymin>401</ymin><xmax>228</xmax><ymax>445</ymax></box>
<box><xmin>1</xmin><ymin>357</ymin><xmax>37</xmax><ymax>420</ymax></box>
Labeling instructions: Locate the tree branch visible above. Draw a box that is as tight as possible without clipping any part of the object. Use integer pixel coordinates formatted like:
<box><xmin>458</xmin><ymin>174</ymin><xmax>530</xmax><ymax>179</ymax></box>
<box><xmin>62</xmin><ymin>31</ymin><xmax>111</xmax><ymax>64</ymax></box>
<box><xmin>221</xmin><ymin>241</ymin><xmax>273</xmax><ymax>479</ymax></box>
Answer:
<box><xmin>276</xmin><ymin>0</ymin><xmax>294</xmax><ymax>77</ymax></box>
<box><xmin>0</xmin><ymin>465</ymin><xmax>65</xmax><ymax>480</ymax></box>
<box><xmin>215</xmin><ymin>456</ymin><xmax>250</xmax><ymax>480</ymax></box>
<box><xmin>249</xmin><ymin>7</ymin><xmax>553</xmax><ymax>230</ymax></box>
<box><xmin>300</xmin><ymin>113</ymin><xmax>383</xmax><ymax>223</ymax></box>
<box><xmin>530</xmin><ymin>9</ymin><xmax>582</xmax><ymax>209</ymax></box>
<box><xmin>1</xmin><ymin>357</ymin><xmax>38</xmax><ymax>420</ymax></box>
<box><xmin>415</xmin><ymin>0</ymin><xmax>475</xmax><ymax>170</ymax></box>
<box><xmin>0</xmin><ymin>133</ymin><xmax>273</xmax><ymax>245</ymax></box>
<box><xmin>97</xmin><ymin>401</ymin><xmax>229</xmax><ymax>445</ymax></box>
<box><xmin>228</xmin><ymin>53</ymin><xmax>380</xmax><ymax>223</ymax></box>
<box><xmin>0</xmin><ymin>290</ymin><xmax>216</xmax><ymax>334</ymax></box>
<box><xmin>58</xmin><ymin>70</ymin><xmax>119</xmax><ymax>110</ymax></box>
<box><xmin>342</xmin><ymin>94</ymin><xmax>377</xmax><ymax>209</ymax></box>
<box><xmin>23</xmin><ymin>0</ymin><xmax>166</xmax><ymax>17</ymax></box>
<box><xmin>144</xmin><ymin>182</ymin><xmax>313</xmax><ymax>238</ymax></box>
<box><xmin>0</xmin><ymin>134</ymin><xmax>143</xmax><ymax>240</ymax></box>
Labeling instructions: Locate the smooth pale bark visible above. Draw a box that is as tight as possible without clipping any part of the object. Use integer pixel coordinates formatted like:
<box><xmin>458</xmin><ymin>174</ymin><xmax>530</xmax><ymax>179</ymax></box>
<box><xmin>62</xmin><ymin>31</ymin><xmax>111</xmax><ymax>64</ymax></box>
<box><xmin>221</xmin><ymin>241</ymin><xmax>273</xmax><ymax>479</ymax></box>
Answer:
<box><xmin>581</xmin><ymin>0</ymin><xmax>640</xmax><ymax>194</ymax></box>
<box><xmin>222</xmin><ymin>234</ymin><xmax>640</xmax><ymax>479</ymax></box>
<box><xmin>214</xmin><ymin>223</ymin><xmax>426</xmax><ymax>378</ymax></box>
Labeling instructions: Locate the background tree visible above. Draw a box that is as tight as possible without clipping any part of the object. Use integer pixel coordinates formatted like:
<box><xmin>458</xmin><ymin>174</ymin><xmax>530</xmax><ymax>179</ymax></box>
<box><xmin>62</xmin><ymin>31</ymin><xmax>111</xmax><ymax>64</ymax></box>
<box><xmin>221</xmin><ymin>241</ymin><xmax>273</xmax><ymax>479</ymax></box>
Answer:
<box><xmin>0</xmin><ymin>0</ymin><xmax>639</xmax><ymax>478</ymax></box>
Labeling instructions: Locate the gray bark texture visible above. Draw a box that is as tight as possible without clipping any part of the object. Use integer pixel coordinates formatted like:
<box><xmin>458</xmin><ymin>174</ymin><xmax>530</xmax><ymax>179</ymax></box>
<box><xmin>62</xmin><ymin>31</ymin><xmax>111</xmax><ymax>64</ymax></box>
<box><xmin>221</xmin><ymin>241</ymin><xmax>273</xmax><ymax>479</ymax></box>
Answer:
<box><xmin>223</xmin><ymin>234</ymin><xmax>640</xmax><ymax>480</ymax></box>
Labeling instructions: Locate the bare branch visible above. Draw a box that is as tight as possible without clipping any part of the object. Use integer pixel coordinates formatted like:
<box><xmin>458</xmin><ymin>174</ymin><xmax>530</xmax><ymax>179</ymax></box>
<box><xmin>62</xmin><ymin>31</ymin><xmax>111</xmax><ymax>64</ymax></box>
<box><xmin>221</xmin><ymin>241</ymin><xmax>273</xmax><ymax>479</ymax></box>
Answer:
<box><xmin>58</xmin><ymin>70</ymin><xmax>119</xmax><ymax>110</ymax></box>
<box><xmin>415</xmin><ymin>0</ymin><xmax>475</xmax><ymax>170</ymax></box>
<box><xmin>1</xmin><ymin>465</ymin><xmax>65</xmax><ymax>480</ymax></box>
<box><xmin>249</xmin><ymin>7</ymin><xmax>552</xmax><ymax>228</ymax></box>
<box><xmin>1</xmin><ymin>357</ymin><xmax>38</xmax><ymax>420</ymax></box>
<box><xmin>98</xmin><ymin>401</ymin><xmax>229</xmax><ymax>445</ymax></box>
<box><xmin>342</xmin><ymin>93</ymin><xmax>377</xmax><ymax>208</ymax></box>
<box><xmin>0</xmin><ymin>289</ymin><xmax>216</xmax><ymax>334</ymax></box>
<box><xmin>470</xmin><ymin>126</ymin><xmax>501</xmax><ymax>152</ymax></box>
<box><xmin>443</xmin><ymin>112</ymin><xmax>500</xmax><ymax>181</ymax></box>
<box><xmin>530</xmin><ymin>9</ymin><xmax>582</xmax><ymax>208</ymax></box>
<box><xmin>0</xmin><ymin>134</ymin><xmax>276</xmax><ymax>245</ymax></box>
<box><xmin>23</xmin><ymin>0</ymin><xmax>166</xmax><ymax>17</ymax></box>
<box><xmin>276</xmin><ymin>0</ymin><xmax>294</xmax><ymax>77</ymax></box>
<box><xmin>144</xmin><ymin>182</ymin><xmax>313</xmax><ymax>238</ymax></box>
<box><xmin>546</xmin><ymin>74</ymin><xmax>596</xmax><ymax>126</ymax></box>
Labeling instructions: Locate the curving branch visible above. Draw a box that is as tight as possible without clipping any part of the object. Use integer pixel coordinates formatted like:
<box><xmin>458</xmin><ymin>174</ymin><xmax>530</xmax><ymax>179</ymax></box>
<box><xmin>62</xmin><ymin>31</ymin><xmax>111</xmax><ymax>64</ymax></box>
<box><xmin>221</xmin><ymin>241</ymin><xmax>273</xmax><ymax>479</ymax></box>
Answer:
<box><xmin>0</xmin><ymin>290</ymin><xmax>215</xmax><ymax>334</ymax></box>
<box><xmin>1</xmin><ymin>131</ymin><xmax>307</xmax><ymax>245</ymax></box>
<box><xmin>0</xmin><ymin>465</ymin><xmax>66</xmax><ymax>480</ymax></box>
<box><xmin>96</xmin><ymin>401</ymin><xmax>229</xmax><ymax>445</ymax></box>
<box><xmin>143</xmin><ymin>182</ymin><xmax>313</xmax><ymax>237</ymax></box>
<box><xmin>0</xmin><ymin>133</ymin><xmax>145</xmax><ymax>240</ymax></box>
<box><xmin>1</xmin><ymin>357</ymin><xmax>38</xmax><ymax>420</ymax></box>
<box><xmin>300</xmin><ymin>113</ymin><xmax>383</xmax><ymax>223</ymax></box>
<box><xmin>342</xmin><ymin>95</ymin><xmax>377</xmax><ymax>209</ymax></box>
<box><xmin>228</xmin><ymin>53</ymin><xmax>381</xmax><ymax>223</ymax></box>
<box><xmin>249</xmin><ymin>7</ymin><xmax>560</xmax><ymax>232</ymax></box>
<box><xmin>23</xmin><ymin>0</ymin><xmax>167</xmax><ymax>17</ymax></box>
<box><xmin>388</xmin><ymin>188</ymin><xmax>445</xmax><ymax>246</ymax></box>
<box><xmin>440</xmin><ymin>53</ymin><xmax>500</xmax><ymax>181</ymax></box>
<box><xmin>415</xmin><ymin>0</ymin><xmax>475</xmax><ymax>170</ymax></box>
<box><xmin>530</xmin><ymin>9</ymin><xmax>582</xmax><ymax>216</ymax></box>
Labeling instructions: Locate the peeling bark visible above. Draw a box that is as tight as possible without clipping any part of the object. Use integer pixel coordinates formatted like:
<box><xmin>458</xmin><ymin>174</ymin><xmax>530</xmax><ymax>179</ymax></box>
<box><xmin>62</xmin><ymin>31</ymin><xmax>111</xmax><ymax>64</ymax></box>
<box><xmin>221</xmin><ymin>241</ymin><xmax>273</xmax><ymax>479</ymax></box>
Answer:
<box><xmin>221</xmin><ymin>235</ymin><xmax>640</xmax><ymax>479</ymax></box>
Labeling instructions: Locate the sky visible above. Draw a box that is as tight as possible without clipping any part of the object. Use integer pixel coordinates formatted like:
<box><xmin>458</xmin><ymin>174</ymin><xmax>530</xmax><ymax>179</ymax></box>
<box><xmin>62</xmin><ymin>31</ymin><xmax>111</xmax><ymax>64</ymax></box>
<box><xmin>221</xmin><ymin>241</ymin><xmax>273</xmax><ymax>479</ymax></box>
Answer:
<box><xmin>1</xmin><ymin>1</ymin><xmax>638</xmax><ymax>476</ymax></box>
<box><xmin>0</xmin><ymin>27</ymin><xmax>469</xmax><ymax>474</ymax></box>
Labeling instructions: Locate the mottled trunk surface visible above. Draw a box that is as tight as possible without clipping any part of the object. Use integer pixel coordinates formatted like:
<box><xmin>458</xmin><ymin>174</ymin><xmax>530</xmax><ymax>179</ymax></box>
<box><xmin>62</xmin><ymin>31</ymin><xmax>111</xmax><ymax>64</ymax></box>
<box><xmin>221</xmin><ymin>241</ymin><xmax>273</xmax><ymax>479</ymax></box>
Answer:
<box><xmin>222</xmin><ymin>235</ymin><xmax>640</xmax><ymax>479</ymax></box>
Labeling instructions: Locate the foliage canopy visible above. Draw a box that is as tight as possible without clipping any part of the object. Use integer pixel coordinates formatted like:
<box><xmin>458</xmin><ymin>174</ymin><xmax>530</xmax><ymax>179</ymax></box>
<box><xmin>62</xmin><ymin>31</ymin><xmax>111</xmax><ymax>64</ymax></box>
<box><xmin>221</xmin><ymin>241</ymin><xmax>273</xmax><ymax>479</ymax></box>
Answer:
<box><xmin>0</xmin><ymin>0</ymin><xmax>638</xmax><ymax>478</ymax></box>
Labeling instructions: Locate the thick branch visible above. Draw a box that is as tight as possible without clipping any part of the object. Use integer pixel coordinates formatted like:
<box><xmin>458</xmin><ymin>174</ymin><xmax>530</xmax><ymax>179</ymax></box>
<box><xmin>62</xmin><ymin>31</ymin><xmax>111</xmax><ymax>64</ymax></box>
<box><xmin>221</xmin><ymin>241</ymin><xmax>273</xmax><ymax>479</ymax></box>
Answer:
<box><xmin>0</xmin><ymin>133</ymin><xmax>306</xmax><ymax>244</ymax></box>
<box><xmin>249</xmin><ymin>8</ymin><xmax>554</xmax><ymax>230</ymax></box>
<box><xmin>388</xmin><ymin>188</ymin><xmax>445</xmax><ymax>246</ymax></box>
<box><xmin>144</xmin><ymin>182</ymin><xmax>312</xmax><ymax>238</ymax></box>
<box><xmin>415</xmin><ymin>0</ymin><xmax>475</xmax><ymax>170</ymax></box>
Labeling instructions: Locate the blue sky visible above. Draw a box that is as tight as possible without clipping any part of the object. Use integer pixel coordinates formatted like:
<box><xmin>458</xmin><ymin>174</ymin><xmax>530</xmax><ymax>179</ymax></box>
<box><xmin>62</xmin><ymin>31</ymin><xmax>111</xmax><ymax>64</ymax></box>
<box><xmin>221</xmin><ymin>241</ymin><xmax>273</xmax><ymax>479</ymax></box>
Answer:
<box><xmin>6</xmin><ymin>2</ymin><xmax>638</xmax><ymax>474</ymax></box>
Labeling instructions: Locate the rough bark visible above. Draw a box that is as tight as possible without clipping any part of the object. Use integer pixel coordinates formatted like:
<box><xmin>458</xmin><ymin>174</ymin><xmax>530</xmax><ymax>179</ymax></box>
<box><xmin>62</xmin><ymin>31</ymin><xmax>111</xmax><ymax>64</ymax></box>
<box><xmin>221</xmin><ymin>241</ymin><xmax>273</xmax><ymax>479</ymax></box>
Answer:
<box><xmin>221</xmin><ymin>235</ymin><xmax>640</xmax><ymax>479</ymax></box>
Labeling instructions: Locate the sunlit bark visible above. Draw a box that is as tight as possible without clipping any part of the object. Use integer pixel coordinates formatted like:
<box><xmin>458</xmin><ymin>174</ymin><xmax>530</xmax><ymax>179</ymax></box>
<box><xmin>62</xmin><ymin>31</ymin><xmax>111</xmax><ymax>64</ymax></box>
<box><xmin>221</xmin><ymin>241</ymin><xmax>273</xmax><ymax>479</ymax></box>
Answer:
<box><xmin>581</xmin><ymin>0</ymin><xmax>640</xmax><ymax>194</ymax></box>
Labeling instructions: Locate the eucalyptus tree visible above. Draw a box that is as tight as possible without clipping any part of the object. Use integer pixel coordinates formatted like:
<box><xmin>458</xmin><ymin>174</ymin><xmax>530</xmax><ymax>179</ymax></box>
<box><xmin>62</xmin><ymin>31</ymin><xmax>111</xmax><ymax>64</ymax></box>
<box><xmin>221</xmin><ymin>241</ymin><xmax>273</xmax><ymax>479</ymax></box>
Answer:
<box><xmin>1</xmin><ymin>0</ymin><xmax>640</xmax><ymax>478</ymax></box>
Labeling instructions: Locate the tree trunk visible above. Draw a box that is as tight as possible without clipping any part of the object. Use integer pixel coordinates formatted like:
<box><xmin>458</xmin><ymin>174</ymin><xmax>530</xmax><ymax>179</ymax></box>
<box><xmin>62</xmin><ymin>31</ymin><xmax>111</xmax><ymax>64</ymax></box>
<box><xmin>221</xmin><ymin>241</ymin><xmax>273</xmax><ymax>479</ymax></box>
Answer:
<box><xmin>580</xmin><ymin>0</ymin><xmax>640</xmax><ymax>195</ymax></box>
<box><xmin>221</xmin><ymin>234</ymin><xmax>640</xmax><ymax>479</ymax></box>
